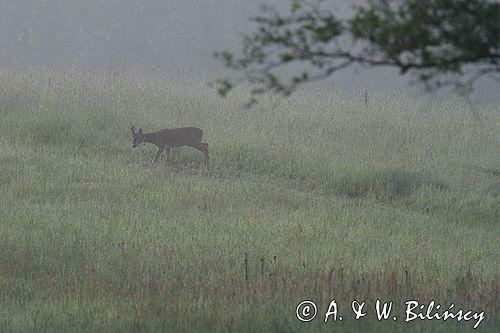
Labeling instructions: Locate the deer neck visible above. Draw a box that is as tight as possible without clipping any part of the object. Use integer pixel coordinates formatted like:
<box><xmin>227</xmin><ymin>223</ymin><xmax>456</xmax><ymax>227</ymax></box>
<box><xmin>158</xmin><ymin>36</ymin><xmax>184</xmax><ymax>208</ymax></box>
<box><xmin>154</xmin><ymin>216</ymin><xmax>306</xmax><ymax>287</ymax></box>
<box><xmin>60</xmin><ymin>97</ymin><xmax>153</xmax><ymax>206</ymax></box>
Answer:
<box><xmin>143</xmin><ymin>133</ymin><xmax>159</xmax><ymax>146</ymax></box>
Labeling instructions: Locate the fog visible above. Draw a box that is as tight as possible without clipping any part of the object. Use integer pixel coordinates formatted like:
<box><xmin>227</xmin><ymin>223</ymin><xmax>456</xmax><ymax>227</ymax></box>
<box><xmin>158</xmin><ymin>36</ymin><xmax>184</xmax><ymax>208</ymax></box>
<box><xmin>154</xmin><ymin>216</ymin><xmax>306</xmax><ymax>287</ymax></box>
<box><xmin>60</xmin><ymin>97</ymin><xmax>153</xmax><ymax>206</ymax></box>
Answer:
<box><xmin>0</xmin><ymin>0</ymin><xmax>498</xmax><ymax>102</ymax></box>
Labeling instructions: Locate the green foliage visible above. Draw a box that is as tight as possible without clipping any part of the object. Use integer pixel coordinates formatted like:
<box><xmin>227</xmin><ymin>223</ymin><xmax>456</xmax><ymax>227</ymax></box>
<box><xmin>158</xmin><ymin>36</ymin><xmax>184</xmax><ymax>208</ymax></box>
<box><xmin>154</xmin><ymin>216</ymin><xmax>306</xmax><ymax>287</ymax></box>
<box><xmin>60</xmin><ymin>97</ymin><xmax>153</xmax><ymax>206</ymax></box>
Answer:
<box><xmin>350</xmin><ymin>0</ymin><xmax>500</xmax><ymax>77</ymax></box>
<box><xmin>216</xmin><ymin>0</ymin><xmax>500</xmax><ymax>101</ymax></box>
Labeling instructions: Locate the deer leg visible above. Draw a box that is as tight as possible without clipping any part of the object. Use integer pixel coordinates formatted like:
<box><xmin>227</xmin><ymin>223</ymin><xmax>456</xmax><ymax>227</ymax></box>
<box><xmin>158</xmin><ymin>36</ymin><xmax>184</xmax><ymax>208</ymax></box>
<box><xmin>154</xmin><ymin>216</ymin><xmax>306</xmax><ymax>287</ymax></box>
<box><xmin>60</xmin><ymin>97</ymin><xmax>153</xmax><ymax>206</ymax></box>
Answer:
<box><xmin>201</xmin><ymin>143</ymin><xmax>209</xmax><ymax>170</ymax></box>
<box><xmin>164</xmin><ymin>146</ymin><xmax>171</xmax><ymax>166</ymax></box>
<box><xmin>151</xmin><ymin>147</ymin><xmax>163</xmax><ymax>165</ymax></box>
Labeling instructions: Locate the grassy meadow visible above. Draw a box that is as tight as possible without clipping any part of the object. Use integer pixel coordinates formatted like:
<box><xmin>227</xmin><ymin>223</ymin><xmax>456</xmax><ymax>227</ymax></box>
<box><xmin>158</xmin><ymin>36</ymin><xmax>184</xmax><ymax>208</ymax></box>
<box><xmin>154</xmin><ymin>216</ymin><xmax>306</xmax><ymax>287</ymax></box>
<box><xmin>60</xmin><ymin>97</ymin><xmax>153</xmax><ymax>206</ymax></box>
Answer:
<box><xmin>0</xmin><ymin>70</ymin><xmax>499</xmax><ymax>332</ymax></box>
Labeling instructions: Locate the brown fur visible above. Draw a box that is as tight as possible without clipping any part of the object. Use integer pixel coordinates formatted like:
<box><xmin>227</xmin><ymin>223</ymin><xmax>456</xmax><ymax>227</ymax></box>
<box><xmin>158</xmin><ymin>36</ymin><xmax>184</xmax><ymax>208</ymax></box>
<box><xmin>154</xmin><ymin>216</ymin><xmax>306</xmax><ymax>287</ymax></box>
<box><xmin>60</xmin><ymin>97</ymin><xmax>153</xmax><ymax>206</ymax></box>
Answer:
<box><xmin>131</xmin><ymin>126</ymin><xmax>209</xmax><ymax>170</ymax></box>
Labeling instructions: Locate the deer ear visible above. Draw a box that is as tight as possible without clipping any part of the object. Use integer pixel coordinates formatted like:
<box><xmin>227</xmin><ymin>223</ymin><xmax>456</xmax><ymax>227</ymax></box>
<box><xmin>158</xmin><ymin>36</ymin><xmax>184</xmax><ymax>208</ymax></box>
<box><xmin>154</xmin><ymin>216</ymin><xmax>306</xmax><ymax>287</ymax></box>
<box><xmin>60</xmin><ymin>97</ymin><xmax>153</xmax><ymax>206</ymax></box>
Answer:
<box><xmin>138</xmin><ymin>128</ymin><xmax>143</xmax><ymax>134</ymax></box>
<box><xmin>130</xmin><ymin>126</ymin><xmax>136</xmax><ymax>133</ymax></box>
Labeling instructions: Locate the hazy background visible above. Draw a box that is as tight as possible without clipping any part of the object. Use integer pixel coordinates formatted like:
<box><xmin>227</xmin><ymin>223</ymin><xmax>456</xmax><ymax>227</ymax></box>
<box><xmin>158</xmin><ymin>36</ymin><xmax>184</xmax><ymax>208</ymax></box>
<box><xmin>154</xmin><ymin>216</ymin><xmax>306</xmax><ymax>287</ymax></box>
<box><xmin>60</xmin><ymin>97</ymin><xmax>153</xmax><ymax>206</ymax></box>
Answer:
<box><xmin>0</xmin><ymin>0</ymin><xmax>498</xmax><ymax>102</ymax></box>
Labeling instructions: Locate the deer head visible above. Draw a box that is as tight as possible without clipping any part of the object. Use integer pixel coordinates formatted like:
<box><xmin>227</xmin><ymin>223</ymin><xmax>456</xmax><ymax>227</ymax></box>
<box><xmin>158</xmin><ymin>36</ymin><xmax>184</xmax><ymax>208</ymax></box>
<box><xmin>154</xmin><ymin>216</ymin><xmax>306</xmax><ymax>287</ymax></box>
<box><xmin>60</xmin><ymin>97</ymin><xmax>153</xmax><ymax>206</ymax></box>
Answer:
<box><xmin>131</xmin><ymin>126</ymin><xmax>144</xmax><ymax>148</ymax></box>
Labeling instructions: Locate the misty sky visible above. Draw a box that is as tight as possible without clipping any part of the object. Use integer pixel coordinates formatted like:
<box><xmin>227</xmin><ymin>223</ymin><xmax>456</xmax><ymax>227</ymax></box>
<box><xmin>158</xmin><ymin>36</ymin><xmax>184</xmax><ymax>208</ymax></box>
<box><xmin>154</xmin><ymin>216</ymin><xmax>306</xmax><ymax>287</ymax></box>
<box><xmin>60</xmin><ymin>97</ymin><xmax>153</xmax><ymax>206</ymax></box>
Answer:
<box><xmin>0</xmin><ymin>0</ymin><xmax>498</xmax><ymax>101</ymax></box>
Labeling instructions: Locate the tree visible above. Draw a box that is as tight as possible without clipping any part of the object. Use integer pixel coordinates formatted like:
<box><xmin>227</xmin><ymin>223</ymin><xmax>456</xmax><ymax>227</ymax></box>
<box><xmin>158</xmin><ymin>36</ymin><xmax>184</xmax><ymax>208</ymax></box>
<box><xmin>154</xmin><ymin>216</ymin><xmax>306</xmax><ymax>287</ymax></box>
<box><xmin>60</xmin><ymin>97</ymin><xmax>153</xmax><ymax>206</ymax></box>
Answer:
<box><xmin>214</xmin><ymin>0</ymin><xmax>500</xmax><ymax>103</ymax></box>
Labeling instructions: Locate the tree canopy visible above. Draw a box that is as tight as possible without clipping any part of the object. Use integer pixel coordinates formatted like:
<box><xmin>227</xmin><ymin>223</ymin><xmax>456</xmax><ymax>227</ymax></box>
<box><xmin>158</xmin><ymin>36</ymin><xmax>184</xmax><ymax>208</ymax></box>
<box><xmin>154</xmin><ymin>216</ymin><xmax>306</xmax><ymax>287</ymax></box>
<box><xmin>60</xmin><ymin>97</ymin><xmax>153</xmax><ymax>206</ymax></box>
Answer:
<box><xmin>215</xmin><ymin>0</ymin><xmax>500</xmax><ymax>102</ymax></box>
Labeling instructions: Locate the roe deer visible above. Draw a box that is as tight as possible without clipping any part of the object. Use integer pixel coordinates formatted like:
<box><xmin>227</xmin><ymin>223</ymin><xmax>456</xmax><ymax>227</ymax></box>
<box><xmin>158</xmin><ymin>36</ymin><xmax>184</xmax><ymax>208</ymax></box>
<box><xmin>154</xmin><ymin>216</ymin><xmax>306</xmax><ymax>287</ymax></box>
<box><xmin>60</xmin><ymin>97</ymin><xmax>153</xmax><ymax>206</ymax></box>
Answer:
<box><xmin>131</xmin><ymin>126</ymin><xmax>209</xmax><ymax>170</ymax></box>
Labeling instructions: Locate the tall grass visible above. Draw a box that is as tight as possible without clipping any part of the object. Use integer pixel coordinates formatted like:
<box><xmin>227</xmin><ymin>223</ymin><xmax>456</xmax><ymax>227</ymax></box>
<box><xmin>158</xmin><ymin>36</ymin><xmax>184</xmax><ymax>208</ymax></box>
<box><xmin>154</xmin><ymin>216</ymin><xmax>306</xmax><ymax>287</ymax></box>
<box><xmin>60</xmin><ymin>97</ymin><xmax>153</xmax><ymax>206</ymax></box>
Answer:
<box><xmin>0</xmin><ymin>70</ymin><xmax>499</xmax><ymax>332</ymax></box>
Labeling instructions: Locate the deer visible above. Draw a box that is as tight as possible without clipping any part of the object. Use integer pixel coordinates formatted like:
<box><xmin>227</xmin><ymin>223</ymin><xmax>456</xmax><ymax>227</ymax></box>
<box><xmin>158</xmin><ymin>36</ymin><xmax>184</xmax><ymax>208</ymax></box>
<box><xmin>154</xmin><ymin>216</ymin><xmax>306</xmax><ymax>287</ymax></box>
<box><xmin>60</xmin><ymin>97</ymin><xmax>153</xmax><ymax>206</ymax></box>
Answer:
<box><xmin>131</xmin><ymin>126</ymin><xmax>209</xmax><ymax>170</ymax></box>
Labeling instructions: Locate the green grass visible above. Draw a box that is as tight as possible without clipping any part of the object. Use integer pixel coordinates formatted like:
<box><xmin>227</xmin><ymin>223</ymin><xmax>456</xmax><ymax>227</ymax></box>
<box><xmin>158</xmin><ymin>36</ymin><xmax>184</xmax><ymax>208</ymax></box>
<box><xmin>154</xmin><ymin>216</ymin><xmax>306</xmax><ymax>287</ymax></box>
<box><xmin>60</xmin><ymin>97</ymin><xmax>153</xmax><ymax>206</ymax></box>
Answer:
<box><xmin>0</xmin><ymin>70</ymin><xmax>499</xmax><ymax>332</ymax></box>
